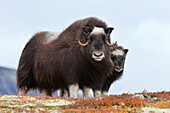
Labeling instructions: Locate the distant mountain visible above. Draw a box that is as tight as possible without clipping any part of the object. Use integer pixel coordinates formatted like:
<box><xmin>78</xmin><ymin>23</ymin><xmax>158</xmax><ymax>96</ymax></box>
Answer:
<box><xmin>0</xmin><ymin>66</ymin><xmax>42</xmax><ymax>96</ymax></box>
<box><xmin>0</xmin><ymin>66</ymin><xmax>17</xmax><ymax>95</ymax></box>
<box><xmin>0</xmin><ymin>66</ymin><xmax>45</xmax><ymax>96</ymax></box>
<box><xmin>0</xmin><ymin>66</ymin><xmax>83</xmax><ymax>97</ymax></box>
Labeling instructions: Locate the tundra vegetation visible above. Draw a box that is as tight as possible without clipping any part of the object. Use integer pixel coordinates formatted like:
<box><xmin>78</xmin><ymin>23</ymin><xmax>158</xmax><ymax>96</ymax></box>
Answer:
<box><xmin>0</xmin><ymin>91</ymin><xmax>169</xmax><ymax>112</ymax></box>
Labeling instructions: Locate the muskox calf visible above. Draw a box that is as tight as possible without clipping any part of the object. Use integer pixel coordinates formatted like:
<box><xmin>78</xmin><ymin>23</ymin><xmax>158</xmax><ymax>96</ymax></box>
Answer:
<box><xmin>101</xmin><ymin>45</ymin><xmax>128</xmax><ymax>96</ymax></box>
<box><xmin>16</xmin><ymin>17</ymin><xmax>116</xmax><ymax>98</ymax></box>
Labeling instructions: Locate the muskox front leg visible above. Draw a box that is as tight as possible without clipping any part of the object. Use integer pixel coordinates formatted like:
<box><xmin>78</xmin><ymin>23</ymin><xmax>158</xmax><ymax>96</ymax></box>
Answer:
<box><xmin>101</xmin><ymin>91</ymin><xmax>108</xmax><ymax>96</ymax></box>
<box><xmin>93</xmin><ymin>89</ymin><xmax>102</xmax><ymax>98</ymax></box>
<box><xmin>68</xmin><ymin>83</ymin><xmax>79</xmax><ymax>98</ymax></box>
<box><xmin>101</xmin><ymin>84</ymin><xmax>111</xmax><ymax>96</ymax></box>
<box><xmin>83</xmin><ymin>86</ymin><xmax>92</xmax><ymax>99</ymax></box>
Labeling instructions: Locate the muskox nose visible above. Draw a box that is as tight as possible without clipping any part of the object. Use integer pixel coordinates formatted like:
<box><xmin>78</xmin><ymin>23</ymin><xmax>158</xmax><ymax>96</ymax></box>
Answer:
<box><xmin>94</xmin><ymin>52</ymin><xmax>103</xmax><ymax>57</ymax></box>
<box><xmin>115</xmin><ymin>66</ymin><xmax>123</xmax><ymax>72</ymax></box>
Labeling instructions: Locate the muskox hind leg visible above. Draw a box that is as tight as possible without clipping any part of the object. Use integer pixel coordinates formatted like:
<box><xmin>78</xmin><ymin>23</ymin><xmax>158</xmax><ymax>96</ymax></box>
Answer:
<box><xmin>68</xmin><ymin>83</ymin><xmax>79</xmax><ymax>98</ymax></box>
<box><xmin>40</xmin><ymin>89</ymin><xmax>52</xmax><ymax>97</ymax></box>
<box><xmin>58</xmin><ymin>89</ymin><xmax>64</xmax><ymax>97</ymax></box>
<box><xmin>58</xmin><ymin>88</ymin><xmax>69</xmax><ymax>97</ymax></box>
<box><xmin>19</xmin><ymin>87</ymin><xmax>29</xmax><ymax>96</ymax></box>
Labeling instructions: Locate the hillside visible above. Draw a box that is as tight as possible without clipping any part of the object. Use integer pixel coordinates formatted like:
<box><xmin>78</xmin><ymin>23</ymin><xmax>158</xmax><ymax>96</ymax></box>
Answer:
<box><xmin>0</xmin><ymin>67</ymin><xmax>42</xmax><ymax>96</ymax></box>
<box><xmin>0</xmin><ymin>67</ymin><xmax>17</xmax><ymax>95</ymax></box>
<box><xmin>0</xmin><ymin>66</ymin><xmax>50</xmax><ymax>96</ymax></box>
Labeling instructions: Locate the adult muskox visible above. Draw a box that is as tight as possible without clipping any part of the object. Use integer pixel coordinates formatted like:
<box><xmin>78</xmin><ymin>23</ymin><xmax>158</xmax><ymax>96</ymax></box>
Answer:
<box><xmin>16</xmin><ymin>17</ymin><xmax>116</xmax><ymax>98</ymax></box>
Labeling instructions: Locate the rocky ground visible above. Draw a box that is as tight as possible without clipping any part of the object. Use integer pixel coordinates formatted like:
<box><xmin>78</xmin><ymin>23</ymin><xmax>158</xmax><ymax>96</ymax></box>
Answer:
<box><xmin>0</xmin><ymin>91</ymin><xmax>169</xmax><ymax>113</ymax></box>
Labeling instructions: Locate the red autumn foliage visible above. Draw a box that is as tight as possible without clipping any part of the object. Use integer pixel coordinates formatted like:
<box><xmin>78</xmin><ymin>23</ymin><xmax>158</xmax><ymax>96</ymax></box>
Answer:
<box><xmin>0</xmin><ymin>91</ymin><xmax>169</xmax><ymax>112</ymax></box>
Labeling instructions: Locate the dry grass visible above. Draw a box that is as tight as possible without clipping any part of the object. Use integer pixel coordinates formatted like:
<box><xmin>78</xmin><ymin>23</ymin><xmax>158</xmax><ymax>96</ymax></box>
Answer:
<box><xmin>0</xmin><ymin>91</ymin><xmax>169</xmax><ymax>113</ymax></box>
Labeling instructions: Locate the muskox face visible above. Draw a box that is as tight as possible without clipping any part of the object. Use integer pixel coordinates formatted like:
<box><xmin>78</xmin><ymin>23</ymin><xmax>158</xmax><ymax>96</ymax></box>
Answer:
<box><xmin>111</xmin><ymin>47</ymin><xmax>128</xmax><ymax>72</ymax></box>
<box><xmin>79</xmin><ymin>26</ymin><xmax>116</xmax><ymax>62</ymax></box>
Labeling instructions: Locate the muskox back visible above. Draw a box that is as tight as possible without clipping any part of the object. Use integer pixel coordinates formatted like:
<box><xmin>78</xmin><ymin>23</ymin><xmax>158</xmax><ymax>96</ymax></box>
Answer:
<box><xmin>16</xmin><ymin>32</ymin><xmax>59</xmax><ymax>94</ymax></box>
<box><xmin>16</xmin><ymin>17</ymin><xmax>116</xmax><ymax>97</ymax></box>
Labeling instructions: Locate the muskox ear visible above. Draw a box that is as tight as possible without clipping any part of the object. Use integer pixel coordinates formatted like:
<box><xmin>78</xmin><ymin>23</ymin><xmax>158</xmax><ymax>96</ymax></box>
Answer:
<box><xmin>82</xmin><ymin>26</ymin><xmax>92</xmax><ymax>36</ymax></box>
<box><xmin>105</xmin><ymin>27</ymin><xmax>114</xmax><ymax>36</ymax></box>
<box><xmin>124</xmin><ymin>49</ymin><xmax>129</xmax><ymax>55</ymax></box>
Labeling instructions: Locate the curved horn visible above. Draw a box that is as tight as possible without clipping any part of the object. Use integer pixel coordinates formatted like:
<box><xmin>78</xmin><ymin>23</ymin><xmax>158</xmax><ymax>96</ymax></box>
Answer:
<box><xmin>107</xmin><ymin>41</ymin><xmax>117</xmax><ymax>47</ymax></box>
<box><xmin>78</xmin><ymin>40</ymin><xmax>88</xmax><ymax>46</ymax></box>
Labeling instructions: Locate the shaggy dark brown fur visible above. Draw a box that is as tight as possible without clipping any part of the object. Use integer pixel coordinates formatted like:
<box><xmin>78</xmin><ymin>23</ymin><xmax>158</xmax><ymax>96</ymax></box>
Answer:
<box><xmin>16</xmin><ymin>17</ymin><xmax>115</xmax><ymax>97</ymax></box>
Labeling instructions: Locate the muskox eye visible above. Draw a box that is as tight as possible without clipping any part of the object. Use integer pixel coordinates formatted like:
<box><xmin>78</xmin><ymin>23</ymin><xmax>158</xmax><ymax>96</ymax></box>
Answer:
<box><xmin>119</xmin><ymin>56</ymin><xmax>124</xmax><ymax>60</ymax></box>
<box><xmin>89</xmin><ymin>36</ymin><xmax>94</xmax><ymax>41</ymax></box>
<box><xmin>112</xmin><ymin>57</ymin><xmax>116</xmax><ymax>61</ymax></box>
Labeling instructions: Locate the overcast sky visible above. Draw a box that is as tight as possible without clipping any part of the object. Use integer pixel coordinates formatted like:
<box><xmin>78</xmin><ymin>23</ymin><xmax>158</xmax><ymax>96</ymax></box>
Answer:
<box><xmin>0</xmin><ymin>0</ymin><xmax>170</xmax><ymax>94</ymax></box>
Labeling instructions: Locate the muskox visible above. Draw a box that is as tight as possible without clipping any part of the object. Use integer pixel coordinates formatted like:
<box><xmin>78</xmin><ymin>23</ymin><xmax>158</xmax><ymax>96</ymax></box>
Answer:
<box><xmin>58</xmin><ymin>44</ymin><xmax>128</xmax><ymax>98</ymax></box>
<box><xmin>101</xmin><ymin>45</ymin><xmax>128</xmax><ymax>96</ymax></box>
<box><xmin>16</xmin><ymin>17</ymin><xmax>117</xmax><ymax>98</ymax></box>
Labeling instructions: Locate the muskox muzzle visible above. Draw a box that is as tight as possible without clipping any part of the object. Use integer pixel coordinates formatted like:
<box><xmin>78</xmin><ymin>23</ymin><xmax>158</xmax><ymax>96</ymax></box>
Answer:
<box><xmin>114</xmin><ymin>66</ymin><xmax>123</xmax><ymax>72</ymax></box>
<box><xmin>92</xmin><ymin>51</ymin><xmax>105</xmax><ymax>61</ymax></box>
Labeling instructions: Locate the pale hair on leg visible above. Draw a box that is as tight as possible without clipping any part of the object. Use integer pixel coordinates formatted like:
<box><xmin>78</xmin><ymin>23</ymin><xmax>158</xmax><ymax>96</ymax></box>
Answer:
<box><xmin>94</xmin><ymin>90</ymin><xmax>101</xmax><ymax>98</ymax></box>
<box><xmin>40</xmin><ymin>90</ymin><xmax>48</xmax><ymax>97</ymax></box>
<box><xmin>58</xmin><ymin>89</ymin><xmax>69</xmax><ymax>97</ymax></box>
<box><xmin>83</xmin><ymin>86</ymin><xmax>92</xmax><ymax>99</ymax></box>
<box><xmin>19</xmin><ymin>87</ymin><xmax>28</xmax><ymax>96</ymax></box>
<box><xmin>58</xmin><ymin>89</ymin><xmax>63</xmax><ymax>97</ymax></box>
<box><xmin>69</xmin><ymin>83</ymin><xmax>79</xmax><ymax>98</ymax></box>
<box><xmin>101</xmin><ymin>91</ymin><xmax>108</xmax><ymax>96</ymax></box>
